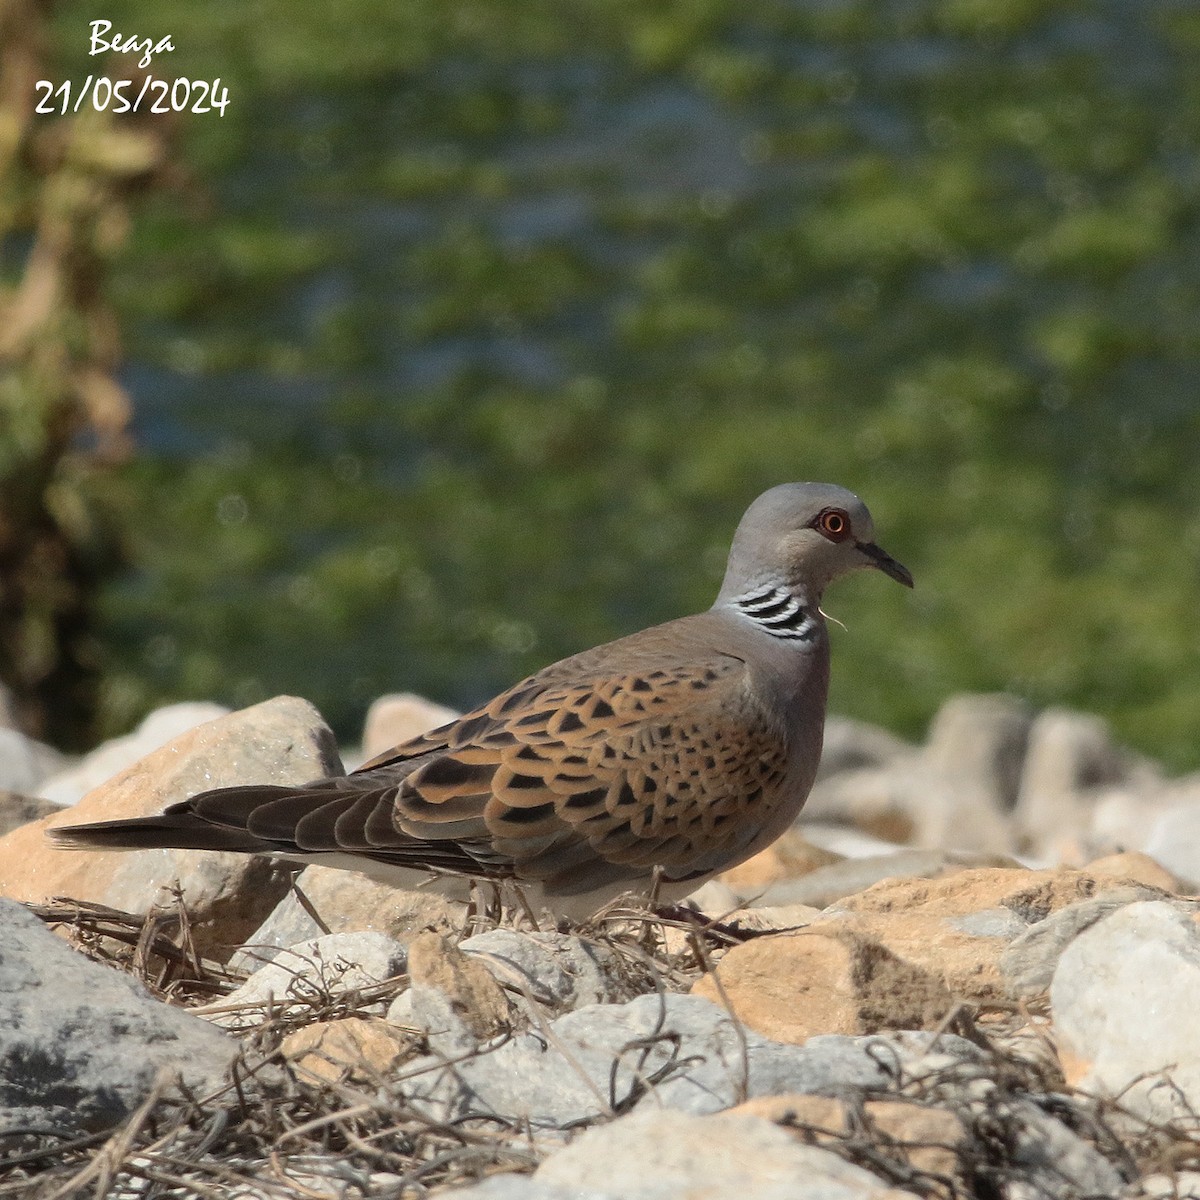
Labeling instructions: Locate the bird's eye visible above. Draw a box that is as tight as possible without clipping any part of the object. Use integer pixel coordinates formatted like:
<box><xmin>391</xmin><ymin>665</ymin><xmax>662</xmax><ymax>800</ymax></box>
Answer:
<box><xmin>815</xmin><ymin>508</ymin><xmax>851</xmax><ymax>541</ymax></box>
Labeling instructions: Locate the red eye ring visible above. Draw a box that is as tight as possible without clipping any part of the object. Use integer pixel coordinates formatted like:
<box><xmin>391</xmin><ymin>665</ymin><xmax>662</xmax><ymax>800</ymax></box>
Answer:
<box><xmin>815</xmin><ymin>508</ymin><xmax>851</xmax><ymax>541</ymax></box>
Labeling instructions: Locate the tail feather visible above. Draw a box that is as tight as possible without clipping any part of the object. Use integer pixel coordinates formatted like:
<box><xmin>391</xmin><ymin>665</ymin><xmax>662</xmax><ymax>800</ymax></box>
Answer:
<box><xmin>48</xmin><ymin>783</ymin><xmax>314</xmax><ymax>853</ymax></box>
<box><xmin>48</xmin><ymin>810</ymin><xmax>273</xmax><ymax>853</ymax></box>
<box><xmin>46</xmin><ymin>777</ymin><xmax>497</xmax><ymax>879</ymax></box>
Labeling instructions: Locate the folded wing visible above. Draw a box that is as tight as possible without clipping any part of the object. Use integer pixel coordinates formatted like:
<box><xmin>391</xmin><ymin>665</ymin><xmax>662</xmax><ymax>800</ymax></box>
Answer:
<box><xmin>52</xmin><ymin>652</ymin><xmax>791</xmax><ymax>897</ymax></box>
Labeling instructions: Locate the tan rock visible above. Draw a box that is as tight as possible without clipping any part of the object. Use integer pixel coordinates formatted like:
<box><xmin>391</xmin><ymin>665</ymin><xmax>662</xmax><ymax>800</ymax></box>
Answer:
<box><xmin>236</xmin><ymin>863</ymin><xmax>466</xmax><ymax>970</ymax></box>
<box><xmin>867</xmin><ymin>1100</ymin><xmax>966</xmax><ymax>1177</ymax></box>
<box><xmin>718</xmin><ymin>847</ymin><xmax>786</xmax><ymax>892</ymax></box>
<box><xmin>829</xmin><ymin>909</ymin><xmax>1017</xmax><ymax>1000</ymax></box>
<box><xmin>36</xmin><ymin>702</ymin><xmax>230</xmax><ymax>805</ymax></box>
<box><xmin>0</xmin><ymin>696</ymin><xmax>341</xmax><ymax>958</ymax></box>
<box><xmin>406</xmin><ymin>931</ymin><xmax>510</xmax><ymax>1041</ymax></box>
<box><xmin>281</xmin><ymin>1016</ymin><xmax>413</xmax><ymax>1085</ymax></box>
<box><xmin>662</xmin><ymin>901</ymin><xmax>822</xmax><ymax>962</ymax></box>
<box><xmin>752</xmin><ymin>848</ymin><xmax>1006</xmax><ymax>911</ymax></box>
<box><xmin>732</xmin><ymin>1094</ymin><xmax>965</xmax><ymax>1179</ymax></box>
<box><xmin>808</xmin><ymin>866</ymin><xmax>1166</xmax><ymax>1002</ymax></box>
<box><xmin>734</xmin><ymin>1093</ymin><xmax>846</xmax><ymax>1132</ymax></box>
<box><xmin>720</xmin><ymin>830</ymin><xmax>842</xmax><ymax>892</ymax></box>
<box><xmin>361</xmin><ymin>693</ymin><xmax>459</xmax><ymax>760</ymax></box>
<box><xmin>723</xmin><ymin>904</ymin><xmax>823</xmax><ymax>934</ymax></box>
<box><xmin>1084</xmin><ymin>850</ymin><xmax>1182</xmax><ymax>894</ymax></box>
<box><xmin>691</xmin><ymin>926</ymin><xmax>953</xmax><ymax>1043</ymax></box>
<box><xmin>837</xmin><ymin>865</ymin><xmax>1130</xmax><ymax>922</ymax></box>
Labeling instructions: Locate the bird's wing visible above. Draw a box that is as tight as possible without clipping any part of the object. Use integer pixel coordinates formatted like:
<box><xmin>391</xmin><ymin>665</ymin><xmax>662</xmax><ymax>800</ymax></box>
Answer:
<box><xmin>180</xmin><ymin>652</ymin><xmax>792</xmax><ymax>896</ymax></box>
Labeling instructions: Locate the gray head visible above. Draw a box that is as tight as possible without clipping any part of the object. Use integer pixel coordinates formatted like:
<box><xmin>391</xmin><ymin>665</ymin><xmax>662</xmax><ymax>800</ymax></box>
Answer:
<box><xmin>715</xmin><ymin>482</ymin><xmax>913</xmax><ymax>606</ymax></box>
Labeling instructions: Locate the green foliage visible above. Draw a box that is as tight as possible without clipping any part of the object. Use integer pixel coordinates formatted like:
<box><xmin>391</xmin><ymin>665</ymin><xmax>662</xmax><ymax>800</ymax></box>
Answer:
<box><xmin>41</xmin><ymin>0</ymin><xmax>1200</xmax><ymax>767</ymax></box>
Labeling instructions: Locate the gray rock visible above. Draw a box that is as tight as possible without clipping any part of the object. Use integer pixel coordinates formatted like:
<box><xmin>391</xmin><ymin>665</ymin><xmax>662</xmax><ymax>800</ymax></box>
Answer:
<box><xmin>1001</xmin><ymin>889</ymin><xmax>1165</xmax><ymax>998</ymax></box>
<box><xmin>799</xmin><ymin>823</ymin><xmax>922</xmax><ymax>859</ymax></box>
<box><xmin>391</xmin><ymin>982</ymin><xmax>484</xmax><ymax>1057</ymax></box>
<box><xmin>1014</xmin><ymin>708</ymin><xmax>1151</xmax><ymax>859</ymax></box>
<box><xmin>440</xmin><ymin>1179</ymin><xmax>604</xmax><ymax>1200</ymax></box>
<box><xmin>529</xmin><ymin>1108</ymin><xmax>901</xmax><ymax>1200</ymax></box>
<box><xmin>1002</xmin><ymin>1098</ymin><xmax>1126</xmax><ymax>1199</ymax></box>
<box><xmin>456</xmin><ymin>928</ymin><xmax>618</xmax><ymax>1011</ymax></box>
<box><xmin>680</xmin><ymin>878</ymin><xmax>743</xmax><ymax>915</ymax></box>
<box><xmin>1020</xmin><ymin>708</ymin><xmax>1130</xmax><ymax>798</ymax></box>
<box><xmin>1088</xmin><ymin>787</ymin><xmax>1174</xmax><ymax>861</ymax></box>
<box><xmin>803</xmin><ymin>764</ymin><xmax>1015</xmax><ymax>857</ymax></box>
<box><xmin>208</xmin><ymin>931</ymin><xmax>408</xmax><ymax>1029</ymax></box>
<box><xmin>825</xmin><ymin>1029</ymin><xmax>989</xmax><ymax>1097</ymax></box>
<box><xmin>816</xmin><ymin>716</ymin><xmax>912</xmax><ymax>781</ymax></box>
<box><xmin>1144</xmin><ymin>798</ymin><xmax>1200</xmax><ymax>889</ymax></box>
<box><xmin>388</xmin><ymin>929</ymin><xmax>621</xmax><ymax>1051</ymax></box>
<box><xmin>0</xmin><ymin>788</ymin><xmax>63</xmax><ymax>837</ymax></box>
<box><xmin>37</xmin><ymin>701</ymin><xmax>230</xmax><ymax>805</ymax></box>
<box><xmin>401</xmin><ymin>991</ymin><xmax>980</xmax><ymax>1131</ymax></box>
<box><xmin>0</xmin><ymin>898</ymin><xmax>238</xmax><ymax>1132</ymax></box>
<box><xmin>232</xmin><ymin>864</ymin><xmax>465</xmax><ymax>971</ymax></box>
<box><xmin>923</xmin><ymin>693</ymin><xmax>1033</xmax><ymax>812</ymax></box>
<box><xmin>1137</xmin><ymin>1170</ymin><xmax>1200</xmax><ymax>1199</ymax></box>
<box><xmin>0</xmin><ymin>727</ymin><xmax>66</xmax><ymax>794</ymax></box>
<box><xmin>800</xmin><ymin>766</ymin><xmax>917</xmax><ymax>842</ymax></box>
<box><xmin>948</xmin><ymin>906</ymin><xmax>1028</xmax><ymax>940</ymax></box>
<box><xmin>443</xmin><ymin>1108</ymin><xmax>908</xmax><ymax>1200</ymax></box>
<box><xmin>801</xmin><ymin>694</ymin><xmax>1039</xmax><ymax>858</ymax></box>
<box><xmin>1051</xmin><ymin>900</ymin><xmax>1200</xmax><ymax>1125</ymax></box>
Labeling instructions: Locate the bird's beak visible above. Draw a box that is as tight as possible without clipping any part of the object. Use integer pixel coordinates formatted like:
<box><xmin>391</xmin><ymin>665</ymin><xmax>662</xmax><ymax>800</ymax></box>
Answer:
<box><xmin>856</xmin><ymin>541</ymin><xmax>914</xmax><ymax>588</ymax></box>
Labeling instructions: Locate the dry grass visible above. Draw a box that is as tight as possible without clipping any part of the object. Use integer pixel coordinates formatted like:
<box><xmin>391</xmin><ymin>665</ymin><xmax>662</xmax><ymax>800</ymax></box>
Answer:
<box><xmin>1</xmin><ymin>896</ymin><xmax>721</xmax><ymax>1197</ymax></box>
<box><xmin>7</xmin><ymin>898</ymin><xmax>1200</xmax><ymax>1199</ymax></box>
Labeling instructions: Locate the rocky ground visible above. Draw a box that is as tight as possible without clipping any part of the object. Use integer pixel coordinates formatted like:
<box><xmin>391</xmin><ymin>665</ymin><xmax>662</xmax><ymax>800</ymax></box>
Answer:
<box><xmin>2</xmin><ymin>690</ymin><xmax>1200</xmax><ymax>1198</ymax></box>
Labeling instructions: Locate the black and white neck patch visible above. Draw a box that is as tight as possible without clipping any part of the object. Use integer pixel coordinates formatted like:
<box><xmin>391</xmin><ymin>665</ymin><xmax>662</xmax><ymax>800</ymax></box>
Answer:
<box><xmin>732</xmin><ymin>584</ymin><xmax>819</xmax><ymax>641</ymax></box>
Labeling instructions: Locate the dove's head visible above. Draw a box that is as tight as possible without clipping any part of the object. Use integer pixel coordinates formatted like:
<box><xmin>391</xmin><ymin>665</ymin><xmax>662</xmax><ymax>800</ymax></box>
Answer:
<box><xmin>716</xmin><ymin>482</ymin><xmax>913</xmax><ymax>605</ymax></box>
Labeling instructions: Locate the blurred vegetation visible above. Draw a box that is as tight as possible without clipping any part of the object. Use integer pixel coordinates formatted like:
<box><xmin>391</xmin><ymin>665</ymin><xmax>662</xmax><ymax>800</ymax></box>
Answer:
<box><xmin>4</xmin><ymin>0</ymin><xmax>1199</xmax><ymax>767</ymax></box>
<box><xmin>0</xmin><ymin>0</ymin><xmax>176</xmax><ymax>747</ymax></box>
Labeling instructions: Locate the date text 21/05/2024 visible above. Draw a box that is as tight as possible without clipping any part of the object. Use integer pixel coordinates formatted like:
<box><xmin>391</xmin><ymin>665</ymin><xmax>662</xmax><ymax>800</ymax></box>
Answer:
<box><xmin>35</xmin><ymin>20</ymin><xmax>229</xmax><ymax>117</ymax></box>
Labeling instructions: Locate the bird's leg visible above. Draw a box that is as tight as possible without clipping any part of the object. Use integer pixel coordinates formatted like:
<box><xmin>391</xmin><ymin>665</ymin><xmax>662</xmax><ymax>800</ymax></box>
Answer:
<box><xmin>466</xmin><ymin>878</ymin><xmax>507</xmax><ymax>934</ymax></box>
